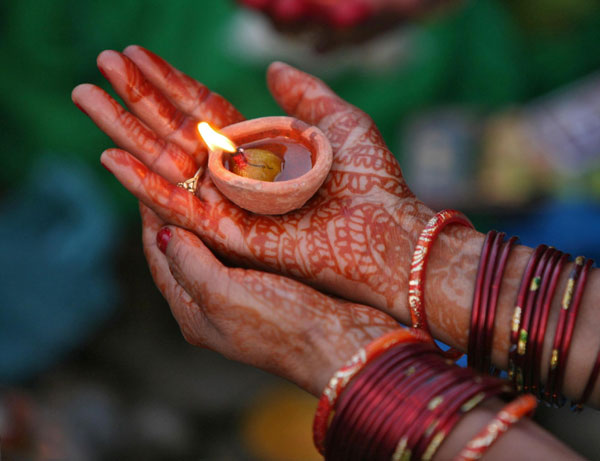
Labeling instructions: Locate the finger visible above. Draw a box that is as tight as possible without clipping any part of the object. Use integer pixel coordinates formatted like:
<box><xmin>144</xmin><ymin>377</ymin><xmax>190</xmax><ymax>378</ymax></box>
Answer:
<box><xmin>266</xmin><ymin>62</ymin><xmax>405</xmax><ymax>194</ymax></box>
<box><xmin>97</xmin><ymin>50</ymin><xmax>205</xmax><ymax>162</ymax></box>
<box><xmin>140</xmin><ymin>204</ymin><xmax>217</xmax><ymax>347</ymax></box>
<box><xmin>102</xmin><ymin>148</ymin><xmax>255</xmax><ymax>264</ymax></box>
<box><xmin>72</xmin><ymin>83</ymin><xmax>197</xmax><ymax>183</ymax></box>
<box><xmin>123</xmin><ymin>45</ymin><xmax>245</xmax><ymax>129</ymax></box>
<box><xmin>102</xmin><ymin>148</ymin><xmax>206</xmax><ymax>231</ymax></box>
<box><xmin>267</xmin><ymin>61</ymin><xmax>353</xmax><ymax>131</ymax></box>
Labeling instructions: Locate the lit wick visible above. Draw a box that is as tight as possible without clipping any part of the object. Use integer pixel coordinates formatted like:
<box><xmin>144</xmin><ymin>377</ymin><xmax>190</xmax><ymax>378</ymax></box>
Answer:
<box><xmin>177</xmin><ymin>122</ymin><xmax>283</xmax><ymax>193</ymax></box>
<box><xmin>177</xmin><ymin>122</ymin><xmax>237</xmax><ymax>195</ymax></box>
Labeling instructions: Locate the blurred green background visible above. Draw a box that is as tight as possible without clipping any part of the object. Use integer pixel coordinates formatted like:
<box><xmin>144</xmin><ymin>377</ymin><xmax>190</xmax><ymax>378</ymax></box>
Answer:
<box><xmin>1</xmin><ymin>0</ymin><xmax>600</xmax><ymax>459</ymax></box>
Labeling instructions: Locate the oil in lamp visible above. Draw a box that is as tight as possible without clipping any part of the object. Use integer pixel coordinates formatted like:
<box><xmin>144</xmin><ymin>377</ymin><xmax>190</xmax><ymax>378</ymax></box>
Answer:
<box><xmin>178</xmin><ymin>116</ymin><xmax>332</xmax><ymax>215</ymax></box>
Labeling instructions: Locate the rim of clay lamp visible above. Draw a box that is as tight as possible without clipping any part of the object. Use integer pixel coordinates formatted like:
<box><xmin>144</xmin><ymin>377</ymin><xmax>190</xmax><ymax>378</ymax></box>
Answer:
<box><xmin>208</xmin><ymin>116</ymin><xmax>333</xmax><ymax>215</ymax></box>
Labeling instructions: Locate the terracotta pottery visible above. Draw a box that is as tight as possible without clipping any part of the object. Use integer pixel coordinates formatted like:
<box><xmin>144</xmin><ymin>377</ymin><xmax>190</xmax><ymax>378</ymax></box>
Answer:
<box><xmin>208</xmin><ymin>116</ymin><xmax>333</xmax><ymax>215</ymax></box>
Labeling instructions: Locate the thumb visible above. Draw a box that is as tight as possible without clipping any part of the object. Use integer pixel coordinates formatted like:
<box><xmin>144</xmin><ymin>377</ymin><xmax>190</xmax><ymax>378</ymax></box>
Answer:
<box><xmin>267</xmin><ymin>61</ymin><xmax>363</xmax><ymax>128</ymax></box>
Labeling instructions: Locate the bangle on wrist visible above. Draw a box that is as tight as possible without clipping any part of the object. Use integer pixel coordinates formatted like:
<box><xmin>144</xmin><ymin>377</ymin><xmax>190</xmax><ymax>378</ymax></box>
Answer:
<box><xmin>508</xmin><ymin>245</ymin><xmax>547</xmax><ymax>383</ymax></box>
<box><xmin>514</xmin><ymin>246</ymin><xmax>556</xmax><ymax>392</ymax></box>
<box><xmin>319</xmin><ymin>338</ymin><xmax>514</xmax><ymax>460</ymax></box>
<box><xmin>547</xmin><ymin>257</ymin><xmax>593</xmax><ymax>406</ymax></box>
<box><xmin>313</xmin><ymin>328</ymin><xmax>428</xmax><ymax>454</ymax></box>
<box><xmin>482</xmin><ymin>236</ymin><xmax>518</xmax><ymax>374</ymax></box>
<box><xmin>468</xmin><ymin>230</ymin><xmax>497</xmax><ymax>370</ymax></box>
<box><xmin>409</xmin><ymin>209</ymin><xmax>474</xmax><ymax>360</ymax></box>
<box><xmin>453</xmin><ymin>394</ymin><xmax>537</xmax><ymax>461</ymax></box>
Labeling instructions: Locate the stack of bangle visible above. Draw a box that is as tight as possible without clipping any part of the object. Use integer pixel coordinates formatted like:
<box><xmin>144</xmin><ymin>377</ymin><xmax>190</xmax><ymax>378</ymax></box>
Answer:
<box><xmin>544</xmin><ymin>256</ymin><xmax>594</xmax><ymax>406</ymax></box>
<box><xmin>314</xmin><ymin>331</ymin><xmax>523</xmax><ymax>460</ymax></box>
<box><xmin>415</xmin><ymin>210</ymin><xmax>597</xmax><ymax>409</ymax></box>
<box><xmin>509</xmin><ymin>244</ymin><xmax>556</xmax><ymax>392</ymax></box>
<box><xmin>467</xmin><ymin>231</ymin><xmax>517</xmax><ymax>373</ymax></box>
<box><xmin>312</xmin><ymin>329</ymin><xmax>430</xmax><ymax>455</ymax></box>
<box><xmin>507</xmin><ymin>249</ymin><xmax>595</xmax><ymax>404</ymax></box>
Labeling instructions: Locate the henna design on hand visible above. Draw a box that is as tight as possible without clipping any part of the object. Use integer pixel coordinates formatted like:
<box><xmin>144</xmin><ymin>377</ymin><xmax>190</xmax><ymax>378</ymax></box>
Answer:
<box><xmin>144</xmin><ymin>203</ymin><xmax>398</xmax><ymax>395</ymax></box>
<box><xmin>74</xmin><ymin>46</ymin><xmax>483</xmax><ymax>356</ymax></box>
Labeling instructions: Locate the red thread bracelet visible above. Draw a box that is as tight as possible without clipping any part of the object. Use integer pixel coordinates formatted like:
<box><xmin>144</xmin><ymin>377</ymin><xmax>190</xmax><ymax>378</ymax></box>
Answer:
<box><xmin>453</xmin><ymin>394</ymin><xmax>537</xmax><ymax>461</ymax></box>
<box><xmin>409</xmin><ymin>209</ymin><xmax>474</xmax><ymax>359</ymax></box>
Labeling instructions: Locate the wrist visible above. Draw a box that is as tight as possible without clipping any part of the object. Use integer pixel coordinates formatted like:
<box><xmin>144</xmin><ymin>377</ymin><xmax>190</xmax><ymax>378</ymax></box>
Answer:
<box><xmin>424</xmin><ymin>224</ymin><xmax>485</xmax><ymax>349</ymax></box>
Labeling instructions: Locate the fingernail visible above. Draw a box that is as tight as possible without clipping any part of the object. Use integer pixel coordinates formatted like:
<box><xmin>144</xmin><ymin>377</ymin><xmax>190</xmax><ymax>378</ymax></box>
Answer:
<box><xmin>157</xmin><ymin>227</ymin><xmax>172</xmax><ymax>254</ymax></box>
<box><xmin>74</xmin><ymin>102</ymin><xmax>88</xmax><ymax>116</ymax></box>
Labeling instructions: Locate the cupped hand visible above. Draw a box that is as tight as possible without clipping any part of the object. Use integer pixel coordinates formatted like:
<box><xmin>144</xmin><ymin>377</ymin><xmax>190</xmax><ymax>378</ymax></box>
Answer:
<box><xmin>72</xmin><ymin>46</ymin><xmax>479</xmax><ymax>348</ymax></box>
<box><xmin>141</xmin><ymin>203</ymin><xmax>398</xmax><ymax>396</ymax></box>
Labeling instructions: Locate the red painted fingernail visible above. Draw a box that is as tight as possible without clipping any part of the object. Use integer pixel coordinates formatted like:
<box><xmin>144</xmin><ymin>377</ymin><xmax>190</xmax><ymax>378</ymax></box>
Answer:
<box><xmin>74</xmin><ymin>101</ymin><xmax>88</xmax><ymax>116</ymax></box>
<box><xmin>157</xmin><ymin>227</ymin><xmax>172</xmax><ymax>254</ymax></box>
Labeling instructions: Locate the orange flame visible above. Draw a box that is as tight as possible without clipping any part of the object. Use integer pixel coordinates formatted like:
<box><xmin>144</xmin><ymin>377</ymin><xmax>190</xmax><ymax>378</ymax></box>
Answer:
<box><xmin>198</xmin><ymin>122</ymin><xmax>237</xmax><ymax>153</ymax></box>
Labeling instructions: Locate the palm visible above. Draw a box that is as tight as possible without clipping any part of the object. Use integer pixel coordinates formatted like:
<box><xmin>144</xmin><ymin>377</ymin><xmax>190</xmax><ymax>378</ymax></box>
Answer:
<box><xmin>73</xmin><ymin>46</ymin><xmax>432</xmax><ymax>319</ymax></box>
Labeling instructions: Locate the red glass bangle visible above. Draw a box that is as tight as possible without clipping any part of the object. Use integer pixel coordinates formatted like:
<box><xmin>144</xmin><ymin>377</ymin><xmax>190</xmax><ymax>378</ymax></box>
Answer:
<box><xmin>343</xmin><ymin>355</ymin><xmax>447</xmax><ymax>461</ymax></box>
<box><xmin>345</xmin><ymin>351</ymin><xmax>443</xmax><ymax>460</ymax></box>
<box><xmin>409</xmin><ymin>209</ymin><xmax>474</xmax><ymax>359</ymax></box>
<box><xmin>544</xmin><ymin>257</ymin><xmax>585</xmax><ymax>405</ymax></box>
<box><xmin>514</xmin><ymin>247</ymin><xmax>555</xmax><ymax>391</ymax></box>
<box><xmin>397</xmin><ymin>369</ymin><xmax>479</xmax><ymax>459</ymax></box>
<box><xmin>522</xmin><ymin>250</ymin><xmax>562</xmax><ymax>392</ymax></box>
<box><xmin>368</xmin><ymin>357</ymin><xmax>451</xmax><ymax>459</ymax></box>
<box><xmin>313</xmin><ymin>328</ymin><xmax>427</xmax><ymax>454</ymax></box>
<box><xmin>392</xmin><ymin>377</ymin><xmax>478</xmax><ymax>461</ymax></box>
<box><xmin>413</xmin><ymin>379</ymin><xmax>511</xmax><ymax>461</ymax></box>
<box><xmin>328</xmin><ymin>345</ymin><xmax>438</xmax><ymax>460</ymax></box>
<box><xmin>453</xmin><ymin>394</ymin><xmax>538</xmax><ymax>461</ymax></box>
<box><xmin>552</xmin><ymin>258</ymin><xmax>593</xmax><ymax>406</ymax></box>
<box><xmin>508</xmin><ymin>245</ymin><xmax>547</xmax><ymax>382</ymax></box>
<box><xmin>379</xmin><ymin>364</ymin><xmax>490</xmax><ymax>460</ymax></box>
<box><xmin>468</xmin><ymin>230</ymin><xmax>497</xmax><ymax>369</ymax></box>
<box><xmin>474</xmin><ymin>232</ymin><xmax>506</xmax><ymax>372</ymax></box>
<box><xmin>482</xmin><ymin>236</ymin><xmax>518</xmax><ymax>373</ymax></box>
<box><xmin>531</xmin><ymin>252</ymin><xmax>570</xmax><ymax>397</ymax></box>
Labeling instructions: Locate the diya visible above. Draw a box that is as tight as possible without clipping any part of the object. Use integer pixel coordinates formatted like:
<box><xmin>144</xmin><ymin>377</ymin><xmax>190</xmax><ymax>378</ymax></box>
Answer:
<box><xmin>179</xmin><ymin>116</ymin><xmax>332</xmax><ymax>215</ymax></box>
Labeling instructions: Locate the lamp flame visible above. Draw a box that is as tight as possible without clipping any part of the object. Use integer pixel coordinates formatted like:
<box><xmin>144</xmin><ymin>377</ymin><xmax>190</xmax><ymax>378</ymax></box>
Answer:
<box><xmin>198</xmin><ymin>122</ymin><xmax>237</xmax><ymax>153</ymax></box>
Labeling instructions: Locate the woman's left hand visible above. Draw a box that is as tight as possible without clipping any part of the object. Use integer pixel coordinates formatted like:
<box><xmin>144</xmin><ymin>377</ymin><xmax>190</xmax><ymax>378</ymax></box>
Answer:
<box><xmin>139</xmin><ymin>203</ymin><xmax>398</xmax><ymax>396</ymax></box>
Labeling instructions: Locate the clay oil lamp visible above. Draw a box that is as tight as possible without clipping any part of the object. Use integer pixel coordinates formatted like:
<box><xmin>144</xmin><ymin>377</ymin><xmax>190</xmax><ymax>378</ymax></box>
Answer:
<box><xmin>178</xmin><ymin>116</ymin><xmax>332</xmax><ymax>215</ymax></box>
